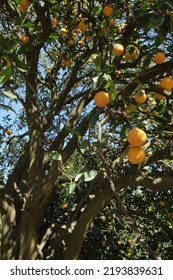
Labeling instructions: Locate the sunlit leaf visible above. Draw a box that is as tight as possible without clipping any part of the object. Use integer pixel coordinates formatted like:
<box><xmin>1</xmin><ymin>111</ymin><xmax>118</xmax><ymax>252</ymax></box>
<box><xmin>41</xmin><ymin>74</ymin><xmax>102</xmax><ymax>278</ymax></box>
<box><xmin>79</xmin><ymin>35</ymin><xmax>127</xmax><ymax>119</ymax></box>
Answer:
<box><xmin>2</xmin><ymin>91</ymin><xmax>17</xmax><ymax>99</ymax></box>
<box><xmin>67</xmin><ymin>182</ymin><xmax>76</xmax><ymax>195</ymax></box>
<box><xmin>79</xmin><ymin>139</ymin><xmax>89</xmax><ymax>153</ymax></box>
<box><xmin>75</xmin><ymin>170</ymin><xmax>98</xmax><ymax>182</ymax></box>
<box><xmin>0</xmin><ymin>67</ymin><xmax>12</xmax><ymax>84</ymax></box>
<box><xmin>49</xmin><ymin>151</ymin><xmax>62</xmax><ymax>161</ymax></box>
<box><xmin>94</xmin><ymin>53</ymin><xmax>102</xmax><ymax>68</ymax></box>
<box><xmin>66</xmin><ymin>127</ymin><xmax>82</xmax><ymax>136</ymax></box>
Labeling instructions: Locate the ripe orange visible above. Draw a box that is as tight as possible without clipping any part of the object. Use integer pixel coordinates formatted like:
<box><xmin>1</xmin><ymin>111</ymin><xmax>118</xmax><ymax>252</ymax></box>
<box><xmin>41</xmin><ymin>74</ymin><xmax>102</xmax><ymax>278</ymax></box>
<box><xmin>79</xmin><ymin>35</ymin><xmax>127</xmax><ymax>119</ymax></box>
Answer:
<box><xmin>78</xmin><ymin>21</ymin><xmax>88</xmax><ymax>32</ymax></box>
<box><xmin>103</xmin><ymin>5</ymin><xmax>113</xmax><ymax>17</ymax></box>
<box><xmin>60</xmin><ymin>27</ymin><xmax>68</xmax><ymax>34</ymax></box>
<box><xmin>127</xmin><ymin>128</ymin><xmax>147</xmax><ymax>147</ymax></box>
<box><xmin>130</xmin><ymin>52</ymin><xmax>138</xmax><ymax>59</ymax></box>
<box><xmin>127</xmin><ymin>146</ymin><xmax>145</xmax><ymax>164</ymax></box>
<box><xmin>6</xmin><ymin>129</ymin><xmax>12</xmax><ymax>135</ymax></box>
<box><xmin>135</xmin><ymin>92</ymin><xmax>147</xmax><ymax>104</ymax></box>
<box><xmin>154</xmin><ymin>52</ymin><xmax>165</xmax><ymax>64</ymax></box>
<box><xmin>62</xmin><ymin>59</ymin><xmax>72</xmax><ymax>67</ymax></box>
<box><xmin>85</xmin><ymin>35</ymin><xmax>92</xmax><ymax>42</ymax></box>
<box><xmin>113</xmin><ymin>44</ymin><xmax>124</xmax><ymax>56</ymax></box>
<box><xmin>159</xmin><ymin>201</ymin><xmax>165</xmax><ymax>206</ymax></box>
<box><xmin>94</xmin><ymin>91</ymin><xmax>110</xmax><ymax>107</ymax></box>
<box><xmin>124</xmin><ymin>53</ymin><xmax>131</xmax><ymax>60</ymax></box>
<box><xmin>18</xmin><ymin>4</ymin><xmax>26</xmax><ymax>14</ymax></box>
<box><xmin>67</xmin><ymin>39</ymin><xmax>74</xmax><ymax>46</ymax></box>
<box><xmin>51</xmin><ymin>18</ymin><xmax>58</xmax><ymax>26</ymax></box>
<box><xmin>109</xmin><ymin>19</ymin><xmax>116</xmax><ymax>26</ymax></box>
<box><xmin>160</xmin><ymin>77</ymin><xmax>173</xmax><ymax>90</ymax></box>
<box><xmin>21</xmin><ymin>0</ymin><xmax>30</xmax><ymax>6</ymax></box>
<box><xmin>155</xmin><ymin>93</ymin><xmax>165</xmax><ymax>99</ymax></box>
<box><xmin>19</xmin><ymin>35</ymin><xmax>29</xmax><ymax>44</ymax></box>
<box><xmin>54</xmin><ymin>51</ymin><xmax>60</xmax><ymax>56</ymax></box>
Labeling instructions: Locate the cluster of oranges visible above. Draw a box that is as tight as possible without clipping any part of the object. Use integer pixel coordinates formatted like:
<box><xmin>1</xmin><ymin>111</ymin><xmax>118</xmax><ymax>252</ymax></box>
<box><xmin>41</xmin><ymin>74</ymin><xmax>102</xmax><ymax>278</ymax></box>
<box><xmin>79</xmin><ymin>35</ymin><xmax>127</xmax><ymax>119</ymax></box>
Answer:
<box><xmin>127</xmin><ymin>128</ymin><xmax>147</xmax><ymax>164</ymax></box>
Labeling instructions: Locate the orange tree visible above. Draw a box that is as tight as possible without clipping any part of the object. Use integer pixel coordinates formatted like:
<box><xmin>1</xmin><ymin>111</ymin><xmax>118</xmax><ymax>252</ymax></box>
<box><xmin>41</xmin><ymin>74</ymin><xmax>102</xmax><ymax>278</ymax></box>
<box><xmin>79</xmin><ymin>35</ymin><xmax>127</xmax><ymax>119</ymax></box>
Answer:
<box><xmin>0</xmin><ymin>0</ymin><xmax>173</xmax><ymax>260</ymax></box>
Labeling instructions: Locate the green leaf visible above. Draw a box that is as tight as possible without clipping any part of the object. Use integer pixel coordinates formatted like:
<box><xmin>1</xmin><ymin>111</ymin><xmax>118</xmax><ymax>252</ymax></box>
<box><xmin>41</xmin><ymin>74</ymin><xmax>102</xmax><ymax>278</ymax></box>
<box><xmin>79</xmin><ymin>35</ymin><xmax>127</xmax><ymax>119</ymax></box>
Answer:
<box><xmin>148</xmin><ymin>15</ymin><xmax>165</xmax><ymax>30</ymax></box>
<box><xmin>89</xmin><ymin>112</ymin><xmax>99</xmax><ymax>128</ymax></box>
<box><xmin>120</xmin><ymin>125</ymin><xmax>128</xmax><ymax>140</ymax></box>
<box><xmin>66</xmin><ymin>127</ymin><xmax>82</xmax><ymax>136</ymax></box>
<box><xmin>16</xmin><ymin>59</ymin><xmax>29</xmax><ymax>71</ymax></box>
<box><xmin>104</xmin><ymin>81</ymin><xmax>111</xmax><ymax>89</ymax></box>
<box><xmin>0</xmin><ymin>103</ymin><xmax>16</xmax><ymax>114</ymax></box>
<box><xmin>49</xmin><ymin>151</ymin><xmax>62</xmax><ymax>161</ymax></box>
<box><xmin>67</xmin><ymin>182</ymin><xmax>76</xmax><ymax>195</ymax></box>
<box><xmin>22</xmin><ymin>22</ymin><xmax>36</xmax><ymax>28</ymax></box>
<box><xmin>109</xmin><ymin>80</ymin><xmax>117</xmax><ymax>100</ymax></box>
<box><xmin>165</xmin><ymin>0</ymin><xmax>173</xmax><ymax>9</ymax></box>
<box><xmin>2</xmin><ymin>91</ymin><xmax>17</xmax><ymax>99</ymax></box>
<box><xmin>94</xmin><ymin>53</ymin><xmax>102</xmax><ymax>68</ymax></box>
<box><xmin>0</xmin><ymin>67</ymin><xmax>12</xmax><ymax>84</ymax></box>
<box><xmin>75</xmin><ymin>170</ymin><xmax>98</xmax><ymax>182</ymax></box>
<box><xmin>79</xmin><ymin>139</ymin><xmax>89</xmax><ymax>153</ymax></box>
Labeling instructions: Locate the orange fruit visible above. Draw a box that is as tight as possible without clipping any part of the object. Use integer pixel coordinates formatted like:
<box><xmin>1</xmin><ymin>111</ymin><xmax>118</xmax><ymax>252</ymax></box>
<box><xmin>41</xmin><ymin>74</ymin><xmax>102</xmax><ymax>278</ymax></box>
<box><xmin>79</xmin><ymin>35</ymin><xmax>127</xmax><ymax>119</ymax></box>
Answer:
<box><xmin>51</xmin><ymin>18</ymin><xmax>58</xmax><ymax>26</ymax></box>
<box><xmin>85</xmin><ymin>35</ymin><xmax>92</xmax><ymax>42</ymax></box>
<box><xmin>113</xmin><ymin>44</ymin><xmax>124</xmax><ymax>56</ymax></box>
<box><xmin>127</xmin><ymin>128</ymin><xmax>147</xmax><ymax>147</ymax></box>
<box><xmin>19</xmin><ymin>35</ymin><xmax>29</xmax><ymax>44</ymax></box>
<box><xmin>6</xmin><ymin>129</ymin><xmax>12</xmax><ymax>135</ymax></box>
<box><xmin>135</xmin><ymin>92</ymin><xmax>147</xmax><ymax>104</ymax></box>
<box><xmin>60</xmin><ymin>27</ymin><xmax>68</xmax><ymax>34</ymax></box>
<box><xmin>103</xmin><ymin>5</ymin><xmax>113</xmax><ymax>17</ymax></box>
<box><xmin>127</xmin><ymin>146</ymin><xmax>145</xmax><ymax>164</ymax></box>
<box><xmin>154</xmin><ymin>52</ymin><xmax>165</xmax><ymax>64</ymax></box>
<box><xmin>54</xmin><ymin>51</ymin><xmax>60</xmax><ymax>56</ymax></box>
<box><xmin>78</xmin><ymin>40</ymin><xmax>84</xmax><ymax>45</ymax></box>
<box><xmin>130</xmin><ymin>52</ymin><xmax>138</xmax><ymax>59</ymax></box>
<box><xmin>21</xmin><ymin>0</ymin><xmax>30</xmax><ymax>6</ymax></box>
<box><xmin>67</xmin><ymin>39</ymin><xmax>74</xmax><ymax>46</ymax></box>
<box><xmin>124</xmin><ymin>53</ymin><xmax>131</xmax><ymax>60</ymax></box>
<box><xmin>107</xmin><ymin>226</ymin><xmax>113</xmax><ymax>233</ymax></box>
<box><xmin>160</xmin><ymin>77</ymin><xmax>173</xmax><ymax>90</ymax></box>
<box><xmin>159</xmin><ymin>201</ymin><xmax>165</xmax><ymax>206</ymax></box>
<box><xmin>18</xmin><ymin>4</ymin><xmax>26</xmax><ymax>14</ymax></box>
<box><xmin>109</xmin><ymin>19</ymin><xmax>116</xmax><ymax>26</ymax></box>
<box><xmin>155</xmin><ymin>93</ymin><xmax>165</xmax><ymax>99</ymax></box>
<box><xmin>78</xmin><ymin>21</ymin><xmax>88</xmax><ymax>32</ymax></box>
<box><xmin>94</xmin><ymin>91</ymin><xmax>110</xmax><ymax>107</ymax></box>
<box><xmin>62</xmin><ymin>59</ymin><xmax>72</xmax><ymax>67</ymax></box>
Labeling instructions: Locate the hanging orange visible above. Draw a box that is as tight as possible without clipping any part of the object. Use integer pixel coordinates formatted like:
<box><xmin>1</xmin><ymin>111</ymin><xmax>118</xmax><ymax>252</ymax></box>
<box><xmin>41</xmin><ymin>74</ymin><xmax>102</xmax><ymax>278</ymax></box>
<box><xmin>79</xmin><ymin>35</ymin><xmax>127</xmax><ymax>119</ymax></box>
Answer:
<box><xmin>127</xmin><ymin>146</ymin><xmax>145</xmax><ymax>164</ymax></box>
<box><xmin>102</xmin><ymin>5</ymin><xmax>113</xmax><ymax>17</ymax></box>
<box><xmin>113</xmin><ymin>44</ymin><xmax>124</xmax><ymax>56</ymax></box>
<box><xmin>127</xmin><ymin>128</ymin><xmax>147</xmax><ymax>147</ymax></box>
<box><xmin>78</xmin><ymin>21</ymin><xmax>88</xmax><ymax>32</ymax></box>
<box><xmin>155</xmin><ymin>93</ymin><xmax>165</xmax><ymax>99</ymax></box>
<box><xmin>154</xmin><ymin>52</ymin><xmax>165</xmax><ymax>64</ymax></box>
<box><xmin>135</xmin><ymin>92</ymin><xmax>147</xmax><ymax>104</ymax></box>
<box><xmin>94</xmin><ymin>91</ymin><xmax>110</xmax><ymax>107</ymax></box>
<box><xmin>160</xmin><ymin>77</ymin><xmax>173</xmax><ymax>91</ymax></box>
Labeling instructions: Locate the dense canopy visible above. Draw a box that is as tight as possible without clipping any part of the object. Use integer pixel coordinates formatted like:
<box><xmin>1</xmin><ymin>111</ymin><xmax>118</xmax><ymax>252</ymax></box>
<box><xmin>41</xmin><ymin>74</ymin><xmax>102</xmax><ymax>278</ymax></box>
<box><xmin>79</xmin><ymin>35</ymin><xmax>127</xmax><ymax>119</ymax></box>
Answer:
<box><xmin>0</xmin><ymin>0</ymin><xmax>173</xmax><ymax>260</ymax></box>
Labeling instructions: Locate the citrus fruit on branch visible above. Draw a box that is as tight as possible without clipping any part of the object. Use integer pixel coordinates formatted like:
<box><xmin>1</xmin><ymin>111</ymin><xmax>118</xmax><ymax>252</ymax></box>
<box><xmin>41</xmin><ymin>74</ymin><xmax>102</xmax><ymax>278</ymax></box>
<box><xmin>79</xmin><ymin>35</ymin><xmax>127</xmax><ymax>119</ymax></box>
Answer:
<box><xmin>94</xmin><ymin>91</ymin><xmax>110</xmax><ymax>107</ymax></box>
<box><xmin>127</xmin><ymin>128</ymin><xmax>147</xmax><ymax>147</ymax></box>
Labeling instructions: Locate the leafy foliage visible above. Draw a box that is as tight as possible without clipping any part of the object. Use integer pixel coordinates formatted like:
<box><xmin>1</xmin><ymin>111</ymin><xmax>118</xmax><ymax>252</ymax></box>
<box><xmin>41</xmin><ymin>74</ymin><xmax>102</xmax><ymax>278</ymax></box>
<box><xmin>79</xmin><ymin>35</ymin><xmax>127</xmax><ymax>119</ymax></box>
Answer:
<box><xmin>0</xmin><ymin>0</ymin><xmax>173</xmax><ymax>260</ymax></box>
